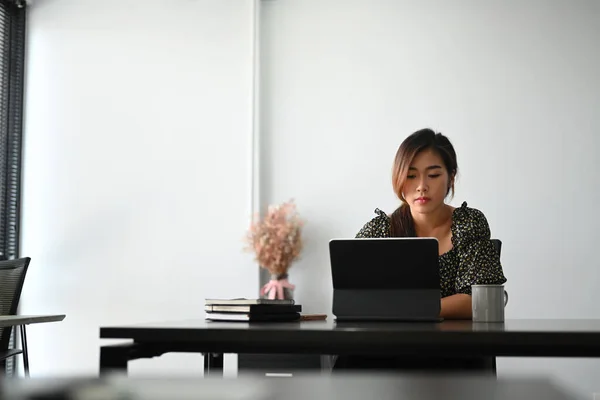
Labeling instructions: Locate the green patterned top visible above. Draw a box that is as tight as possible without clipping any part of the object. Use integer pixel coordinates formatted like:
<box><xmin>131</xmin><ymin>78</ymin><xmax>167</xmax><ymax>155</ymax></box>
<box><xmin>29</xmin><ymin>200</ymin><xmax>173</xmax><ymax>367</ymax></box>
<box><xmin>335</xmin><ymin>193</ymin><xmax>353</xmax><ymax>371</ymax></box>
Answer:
<box><xmin>355</xmin><ymin>201</ymin><xmax>507</xmax><ymax>297</ymax></box>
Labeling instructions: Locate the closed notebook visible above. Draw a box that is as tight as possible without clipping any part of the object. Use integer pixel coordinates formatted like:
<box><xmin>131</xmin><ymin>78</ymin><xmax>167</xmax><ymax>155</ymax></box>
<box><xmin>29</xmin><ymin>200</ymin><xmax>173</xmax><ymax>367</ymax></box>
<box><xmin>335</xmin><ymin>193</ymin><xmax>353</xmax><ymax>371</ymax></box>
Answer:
<box><xmin>205</xmin><ymin>312</ymin><xmax>301</xmax><ymax>322</ymax></box>
<box><xmin>205</xmin><ymin>298</ymin><xmax>295</xmax><ymax>306</ymax></box>
<box><xmin>204</xmin><ymin>304</ymin><xmax>302</xmax><ymax>314</ymax></box>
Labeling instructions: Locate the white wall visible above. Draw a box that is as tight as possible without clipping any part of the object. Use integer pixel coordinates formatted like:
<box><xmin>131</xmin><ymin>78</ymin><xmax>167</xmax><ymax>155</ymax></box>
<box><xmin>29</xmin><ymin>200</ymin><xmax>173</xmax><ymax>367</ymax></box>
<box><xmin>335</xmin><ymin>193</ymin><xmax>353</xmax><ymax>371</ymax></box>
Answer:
<box><xmin>18</xmin><ymin>0</ymin><xmax>600</xmax><ymax>395</ymax></box>
<box><xmin>20</xmin><ymin>0</ymin><xmax>257</xmax><ymax>377</ymax></box>
<box><xmin>260</xmin><ymin>0</ymin><xmax>600</xmax><ymax>397</ymax></box>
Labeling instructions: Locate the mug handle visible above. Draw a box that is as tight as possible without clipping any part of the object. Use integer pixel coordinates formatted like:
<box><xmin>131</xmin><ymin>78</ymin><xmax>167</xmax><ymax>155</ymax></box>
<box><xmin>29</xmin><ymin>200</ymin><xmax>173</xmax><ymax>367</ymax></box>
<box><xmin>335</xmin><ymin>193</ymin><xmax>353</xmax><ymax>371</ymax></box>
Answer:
<box><xmin>504</xmin><ymin>290</ymin><xmax>509</xmax><ymax>306</ymax></box>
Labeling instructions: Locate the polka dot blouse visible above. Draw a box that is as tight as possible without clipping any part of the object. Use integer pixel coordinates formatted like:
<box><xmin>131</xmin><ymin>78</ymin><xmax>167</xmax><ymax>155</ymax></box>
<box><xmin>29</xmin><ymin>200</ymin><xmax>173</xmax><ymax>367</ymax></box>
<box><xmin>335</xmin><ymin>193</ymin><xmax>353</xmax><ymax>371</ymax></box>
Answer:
<box><xmin>355</xmin><ymin>201</ymin><xmax>507</xmax><ymax>297</ymax></box>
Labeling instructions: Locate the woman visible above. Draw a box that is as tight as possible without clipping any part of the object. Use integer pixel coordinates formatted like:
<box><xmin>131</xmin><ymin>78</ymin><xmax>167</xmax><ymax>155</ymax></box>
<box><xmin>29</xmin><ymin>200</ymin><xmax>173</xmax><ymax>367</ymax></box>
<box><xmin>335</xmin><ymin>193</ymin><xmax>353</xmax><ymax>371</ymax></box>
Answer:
<box><xmin>333</xmin><ymin>128</ymin><xmax>507</xmax><ymax>371</ymax></box>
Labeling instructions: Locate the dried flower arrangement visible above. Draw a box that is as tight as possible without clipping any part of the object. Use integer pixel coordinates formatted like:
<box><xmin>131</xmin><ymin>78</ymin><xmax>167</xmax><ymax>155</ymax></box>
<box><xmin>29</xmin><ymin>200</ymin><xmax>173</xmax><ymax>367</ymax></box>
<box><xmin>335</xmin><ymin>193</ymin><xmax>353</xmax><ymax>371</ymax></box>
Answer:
<box><xmin>245</xmin><ymin>200</ymin><xmax>304</xmax><ymax>299</ymax></box>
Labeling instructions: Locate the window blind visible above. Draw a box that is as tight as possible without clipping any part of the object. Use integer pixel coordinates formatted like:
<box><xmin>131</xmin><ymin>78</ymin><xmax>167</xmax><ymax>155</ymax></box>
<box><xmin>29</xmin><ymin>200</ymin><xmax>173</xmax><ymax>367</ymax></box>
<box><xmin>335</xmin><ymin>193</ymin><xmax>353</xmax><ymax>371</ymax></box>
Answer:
<box><xmin>0</xmin><ymin>0</ymin><xmax>26</xmax><ymax>376</ymax></box>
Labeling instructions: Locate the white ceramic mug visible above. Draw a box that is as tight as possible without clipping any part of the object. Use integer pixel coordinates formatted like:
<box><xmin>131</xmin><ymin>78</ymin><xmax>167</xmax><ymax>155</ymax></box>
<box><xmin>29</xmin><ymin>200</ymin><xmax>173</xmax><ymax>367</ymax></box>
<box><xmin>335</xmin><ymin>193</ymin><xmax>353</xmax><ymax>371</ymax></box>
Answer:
<box><xmin>472</xmin><ymin>284</ymin><xmax>508</xmax><ymax>322</ymax></box>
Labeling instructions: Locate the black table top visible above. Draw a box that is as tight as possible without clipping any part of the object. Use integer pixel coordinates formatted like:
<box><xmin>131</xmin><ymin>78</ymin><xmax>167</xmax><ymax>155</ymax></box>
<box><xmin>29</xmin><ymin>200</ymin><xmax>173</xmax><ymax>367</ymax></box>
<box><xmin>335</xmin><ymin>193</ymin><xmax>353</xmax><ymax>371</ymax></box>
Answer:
<box><xmin>1</xmin><ymin>374</ymin><xmax>580</xmax><ymax>400</ymax></box>
<box><xmin>100</xmin><ymin>318</ymin><xmax>600</xmax><ymax>358</ymax></box>
<box><xmin>101</xmin><ymin>318</ymin><xmax>600</xmax><ymax>335</ymax></box>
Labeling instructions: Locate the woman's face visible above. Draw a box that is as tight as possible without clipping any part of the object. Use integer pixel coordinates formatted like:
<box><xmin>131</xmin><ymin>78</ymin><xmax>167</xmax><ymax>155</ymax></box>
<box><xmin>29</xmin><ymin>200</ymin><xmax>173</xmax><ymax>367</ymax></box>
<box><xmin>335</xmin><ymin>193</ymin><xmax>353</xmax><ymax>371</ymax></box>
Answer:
<box><xmin>402</xmin><ymin>149</ymin><xmax>452</xmax><ymax>214</ymax></box>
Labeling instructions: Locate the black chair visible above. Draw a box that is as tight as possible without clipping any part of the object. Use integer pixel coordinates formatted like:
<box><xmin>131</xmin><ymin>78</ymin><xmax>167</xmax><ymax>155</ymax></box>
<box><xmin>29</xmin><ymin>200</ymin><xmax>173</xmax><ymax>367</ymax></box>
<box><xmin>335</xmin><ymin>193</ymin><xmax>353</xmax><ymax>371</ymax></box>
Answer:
<box><xmin>491</xmin><ymin>239</ymin><xmax>502</xmax><ymax>258</ymax></box>
<box><xmin>0</xmin><ymin>257</ymin><xmax>31</xmax><ymax>377</ymax></box>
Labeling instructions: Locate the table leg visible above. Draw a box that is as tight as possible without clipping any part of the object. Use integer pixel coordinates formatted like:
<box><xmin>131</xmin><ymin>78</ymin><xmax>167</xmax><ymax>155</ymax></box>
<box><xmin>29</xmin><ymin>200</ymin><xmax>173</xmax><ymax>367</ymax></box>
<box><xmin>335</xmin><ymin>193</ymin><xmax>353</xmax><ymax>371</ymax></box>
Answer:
<box><xmin>19</xmin><ymin>325</ymin><xmax>29</xmax><ymax>377</ymax></box>
<box><xmin>100</xmin><ymin>344</ymin><xmax>131</xmax><ymax>375</ymax></box>
<box><xmin>203</xmin><ymin>353</ymin><xmax>223</xmax><ymax>377</ymax></box>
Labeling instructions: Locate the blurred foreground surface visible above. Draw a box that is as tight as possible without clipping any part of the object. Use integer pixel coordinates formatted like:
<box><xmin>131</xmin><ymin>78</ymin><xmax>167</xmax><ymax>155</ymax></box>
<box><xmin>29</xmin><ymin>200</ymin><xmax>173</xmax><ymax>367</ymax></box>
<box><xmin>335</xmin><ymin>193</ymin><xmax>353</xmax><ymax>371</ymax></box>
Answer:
<box><xmin>0</xmin><ymin>373</ymin><xmax>580</xmax><ymax>400</ymax></box>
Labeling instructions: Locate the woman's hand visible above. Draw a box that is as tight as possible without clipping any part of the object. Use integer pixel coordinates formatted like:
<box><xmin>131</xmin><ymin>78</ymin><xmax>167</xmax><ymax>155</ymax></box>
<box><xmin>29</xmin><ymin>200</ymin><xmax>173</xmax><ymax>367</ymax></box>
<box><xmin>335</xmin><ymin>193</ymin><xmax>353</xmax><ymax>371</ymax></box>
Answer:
<box><xmin>440</xmin><ymin>294</ymin><xmax>472</xmax><ymax>320</ymax></box>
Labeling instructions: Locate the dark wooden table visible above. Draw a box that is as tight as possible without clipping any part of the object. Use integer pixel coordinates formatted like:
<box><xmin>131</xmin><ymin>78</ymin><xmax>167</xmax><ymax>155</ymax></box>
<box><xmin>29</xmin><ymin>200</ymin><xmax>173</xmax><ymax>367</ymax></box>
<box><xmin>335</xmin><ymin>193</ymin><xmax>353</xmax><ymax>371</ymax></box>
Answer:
<box><xmin>99</xmin><ymin>318</ymin><xmax>600</xmax><ymax>375</ymax></box>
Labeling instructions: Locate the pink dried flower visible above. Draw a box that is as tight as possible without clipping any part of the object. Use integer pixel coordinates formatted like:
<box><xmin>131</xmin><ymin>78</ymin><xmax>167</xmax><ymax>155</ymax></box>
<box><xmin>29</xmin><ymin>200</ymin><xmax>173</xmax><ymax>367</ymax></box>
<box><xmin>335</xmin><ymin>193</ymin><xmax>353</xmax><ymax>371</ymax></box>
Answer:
<box><xmin>244</xmin><ymin>200</ymin><xmax>304</xmax><ymax>276</ymax></box>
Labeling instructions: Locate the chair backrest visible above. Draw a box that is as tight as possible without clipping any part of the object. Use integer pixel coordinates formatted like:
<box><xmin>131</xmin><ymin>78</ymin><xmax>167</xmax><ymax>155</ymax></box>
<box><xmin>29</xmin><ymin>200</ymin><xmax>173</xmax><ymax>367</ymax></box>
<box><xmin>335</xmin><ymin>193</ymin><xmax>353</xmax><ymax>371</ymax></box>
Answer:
<box><xmin>490</xmin><ymin>239</ymin><xmax>502</xmax><ymax>258</ymax></box>
<box><xmin>0</xmin><ymin>257</ymin><xmax>30</xmax><ymax>351</ymax></box>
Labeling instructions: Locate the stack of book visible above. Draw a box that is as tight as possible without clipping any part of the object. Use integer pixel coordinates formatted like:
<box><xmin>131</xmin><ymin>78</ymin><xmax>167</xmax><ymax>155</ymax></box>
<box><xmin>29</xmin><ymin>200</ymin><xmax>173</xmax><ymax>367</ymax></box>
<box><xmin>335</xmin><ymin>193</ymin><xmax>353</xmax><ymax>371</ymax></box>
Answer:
<box><xmin>204</xmin><ymin>298</ymin><xmax>302</xmax><ymax>322</ymax></box>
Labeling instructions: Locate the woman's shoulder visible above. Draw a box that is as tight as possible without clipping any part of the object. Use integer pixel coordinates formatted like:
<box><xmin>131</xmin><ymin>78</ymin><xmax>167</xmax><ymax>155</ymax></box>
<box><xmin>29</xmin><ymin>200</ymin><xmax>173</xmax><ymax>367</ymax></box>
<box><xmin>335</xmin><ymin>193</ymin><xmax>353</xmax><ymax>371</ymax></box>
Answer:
<box><xmin>451</xmin><ymin>201</ymin><xmax>492</xmax><ymax>242</ymax></box>
<box><xmin>355</xmin><ymin>208</ymin><xmax>391</xmax><ymax>238</ymax></box>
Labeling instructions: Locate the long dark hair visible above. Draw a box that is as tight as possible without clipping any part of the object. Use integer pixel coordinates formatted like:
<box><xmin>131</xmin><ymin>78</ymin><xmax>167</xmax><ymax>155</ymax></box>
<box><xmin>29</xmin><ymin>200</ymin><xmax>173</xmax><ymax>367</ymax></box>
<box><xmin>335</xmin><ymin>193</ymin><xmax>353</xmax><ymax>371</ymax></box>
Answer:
<box><xmin>390</xmin><ymin>129</ymin><xmax>458</xmax><ymax>237</ymax></box>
